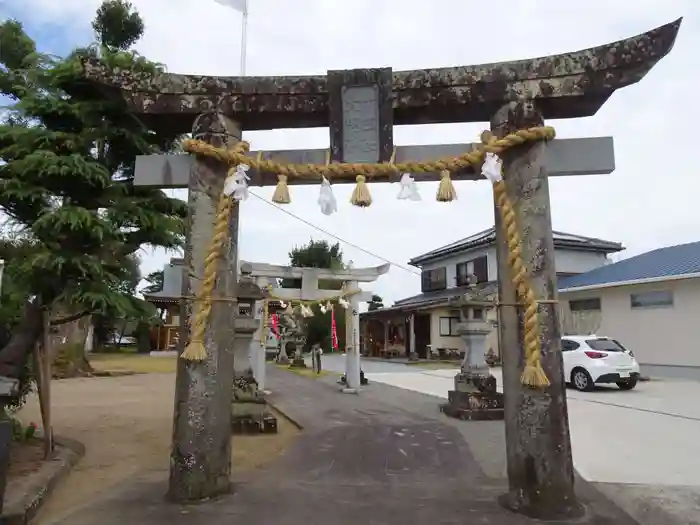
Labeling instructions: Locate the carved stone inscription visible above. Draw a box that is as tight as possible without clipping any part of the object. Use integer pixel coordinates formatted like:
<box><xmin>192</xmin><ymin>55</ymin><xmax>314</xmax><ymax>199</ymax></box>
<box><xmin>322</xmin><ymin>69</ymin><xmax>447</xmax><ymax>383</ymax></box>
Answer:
<box><xmin>327</xmin><ymin>68</ymin><xmax>393</xmax><ymax>164</ymax></box>
<box><xmin>341</xmin><ymin>85</ymin><xmax>380</xmax><ymax>163</ymax></box>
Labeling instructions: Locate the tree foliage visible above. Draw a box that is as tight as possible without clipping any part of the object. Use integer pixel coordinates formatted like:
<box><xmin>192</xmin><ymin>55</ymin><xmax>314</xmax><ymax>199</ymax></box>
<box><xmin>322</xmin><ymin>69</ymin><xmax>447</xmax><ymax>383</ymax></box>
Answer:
<box><xmin>92</xmin><ymin>0</ymin><xmax>144</xmax><ymax>50</ymax></box>
<box><xmin>0</xmin><ymin>0</ymin><xmax>187</xmax><ymax>377</ymax></box>
<box><xmin>140</xmin><ymin>269</ymin><xmax>164</xmax><ymax>294</ymax></box>
<box><xmin>367</xmin><ymin>294</ymin><xmax>384</xmax><ymax>311</ymax></box>
<box><xmin>0</xmin><ymin>234</ymin><xmax>36</xmax><ymax>348</ymax></box>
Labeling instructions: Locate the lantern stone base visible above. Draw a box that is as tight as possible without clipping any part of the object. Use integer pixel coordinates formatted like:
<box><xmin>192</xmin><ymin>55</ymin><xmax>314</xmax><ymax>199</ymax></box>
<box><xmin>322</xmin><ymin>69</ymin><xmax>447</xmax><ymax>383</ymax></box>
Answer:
<box><xmin>289</xmin><ymin>357</ymin><xmax>307</xmax><ymax>369</ymax></box>
<box><xmin>231</xmin><ymin>375</ymin><xmax>278</xmax><ymax>434</ymax></box>
<box><xmin>231</xmin><ymin>402</ymin><xmax>278</xmax><ymax>434</ymax></box>
<box><xmin>439</xmin><ymin>371</ymin><xmax>504</xmax><ymax>421</ymax></box>
<box><xmin>338</xmin><ymin>371</ymin><xmax>369</xmax><ymax>387</ymax></box>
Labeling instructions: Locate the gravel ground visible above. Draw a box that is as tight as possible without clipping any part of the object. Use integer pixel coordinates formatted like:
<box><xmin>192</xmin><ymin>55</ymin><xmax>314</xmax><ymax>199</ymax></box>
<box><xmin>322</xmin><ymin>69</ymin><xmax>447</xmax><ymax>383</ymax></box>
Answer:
<box><xmin>17</xmin><ymin>372</ymin><xmax>299</xmax><ymax>525</ymax></box>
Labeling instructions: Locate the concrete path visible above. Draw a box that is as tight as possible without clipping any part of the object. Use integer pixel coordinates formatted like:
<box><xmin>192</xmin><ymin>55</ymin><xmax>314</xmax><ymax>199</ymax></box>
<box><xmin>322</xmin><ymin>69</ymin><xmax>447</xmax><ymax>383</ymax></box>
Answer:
<box><xmin>363</xmin><ymin>366</ymin><xmax>700</xmax><ymax>487</ymax></box>
<box><xmin>309</xmin><ymin>352</ymin><xmax>416</xmax><ymax>375</ymax></box>
<box><xmin>45</xmin><ymin>366</ymin><xmax>638</xmax><ymax>525</ymax></box>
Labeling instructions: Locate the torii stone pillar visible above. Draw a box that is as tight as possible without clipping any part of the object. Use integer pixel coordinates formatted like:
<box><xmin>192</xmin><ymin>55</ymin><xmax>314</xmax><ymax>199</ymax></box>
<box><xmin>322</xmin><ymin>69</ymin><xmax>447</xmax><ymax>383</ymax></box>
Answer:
<box><xmin>492</xmin><ymin>101</ymin><xmax>582</xmax><ymax>519</ymax></box>
<box><xmin>343</xmin><ymin>280</ymin><xmax>362</xmax><ymax>392</ymax></box>
<box><xmin>246</xmin><ymin>261</ymin><xmax>389</xmax><ymax>392</ymax></box>
<box><xmin>249</xmin><ymin>295</ymin><xmax>266</xmax><ymax>389</ymax></box>
<box><xmin>247</xmin><ymin>274</ymin><xmax>278</xmax><ymax>392</ymax></box>
<box><xmin>168</xmin><ymin>109</ymin><xmax>241</xmax><ymax>503</ymax></box>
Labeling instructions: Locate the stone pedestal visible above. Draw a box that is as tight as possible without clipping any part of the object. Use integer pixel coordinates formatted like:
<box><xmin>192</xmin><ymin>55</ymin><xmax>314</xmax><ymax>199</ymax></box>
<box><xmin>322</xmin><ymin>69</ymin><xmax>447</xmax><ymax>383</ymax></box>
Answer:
<box><xmin>440</xmin><ymin>323</ymin><xmax>504</xmax><ymax>421</ymax></box>
<box><xmin>290</xmin><ymin>357</ymin><xmax>306</xmax><ymax>368</ymax></box>
<box><xmin>338</xmin><ymin>369</ymin><xmax>368</xmax><ymax>391</ymax></box>
<box><xmin>289</xmin><ymin>344</ymin><xmax>307</xmax><ymax>368</ymax></box>
<box><xmin>276</xmin><ymin>339</ymin><xmax>290</xmax><ymax>364</ymax></box>
<box><xmin>231</xmin><ymin>374</ymin><xmax>277</xmax><ymax>434</ymax></box>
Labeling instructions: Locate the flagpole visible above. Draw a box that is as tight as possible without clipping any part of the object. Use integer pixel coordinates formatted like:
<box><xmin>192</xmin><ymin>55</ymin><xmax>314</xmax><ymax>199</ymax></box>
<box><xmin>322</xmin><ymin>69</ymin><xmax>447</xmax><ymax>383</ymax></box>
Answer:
<box><xmin>240</xmin><ymin>0</ymin><xmax>248</xmax><ymax>75</ymax></box>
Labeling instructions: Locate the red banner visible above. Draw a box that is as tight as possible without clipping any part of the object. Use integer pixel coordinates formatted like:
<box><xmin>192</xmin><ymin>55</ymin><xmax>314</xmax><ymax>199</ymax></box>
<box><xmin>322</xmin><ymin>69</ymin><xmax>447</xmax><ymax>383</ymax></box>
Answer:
<box><xmin>271</xmin><ymin>314</ymin><xmax>280</xmax><ymax>340</ymax></box>
<box><xmin>331</xmin><ymin>308</ymin><xmax>339</xmax><ymax>351</ymax></box>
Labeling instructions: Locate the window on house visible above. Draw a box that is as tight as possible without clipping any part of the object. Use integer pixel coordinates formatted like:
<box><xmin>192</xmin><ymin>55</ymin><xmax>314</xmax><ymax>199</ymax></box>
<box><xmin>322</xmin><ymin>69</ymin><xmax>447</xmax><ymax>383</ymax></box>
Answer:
<box><xmin>421</xmin><ymin>267</ymin><xmax>447</xmax><ymax>292</ymax></box>
<box><xmin>456</xmin><ymin>262</ymin><xmax>469</xmax><ymax>286</ymax></box>
<box><xmin>630</xmin><ymin>290</ymin><xmax>673</xmax><ymax>309</ymax></box>
<box><xmin>569</xmin><ymin>298</ymin><xmax>601</xmax><ymax>312</ymax></box>
<box><xmin>456</xmin><ymin>255</ymin><xmax>488</xmax><ymax>286</ymax></box>
<box><xmin>439</xmin><ymin>316</ymin><xmax>460</xmax><ymax>336</ymax></box>
<box><xmin>472</xmin><ymin>308</ymin><xmax>483</xmax><ymax>320</ymax></box>
<box><xmin>473</xmin><ymin>256</ymin><xmax>488</xmax><ymax>283</ymax></box>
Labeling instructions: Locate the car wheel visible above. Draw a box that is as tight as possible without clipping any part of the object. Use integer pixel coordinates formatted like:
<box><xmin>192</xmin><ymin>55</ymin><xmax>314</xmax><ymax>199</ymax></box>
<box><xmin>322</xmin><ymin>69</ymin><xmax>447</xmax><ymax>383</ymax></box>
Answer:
<box><xmin>616</xmin><ymin>377</ymin><xmax>638</xmax><ymax>390</ymax></box>
<box><xmin>571</xmin><ymin>368</ymin><xmax>594</xmax><ymax>392</ymax></box>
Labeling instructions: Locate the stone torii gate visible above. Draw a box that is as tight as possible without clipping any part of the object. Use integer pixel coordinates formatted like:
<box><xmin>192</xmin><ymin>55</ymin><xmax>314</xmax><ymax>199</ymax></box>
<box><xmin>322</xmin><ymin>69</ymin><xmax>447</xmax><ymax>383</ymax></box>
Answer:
<box><xmin>77</xmin><ymin>18</ymin><xmax>680</xmax><ymax>520</ymax></box>
<box><xmin>243</xmin><ymin>261</ymin><xmax>389</xmax><ymax>392</ymax></box>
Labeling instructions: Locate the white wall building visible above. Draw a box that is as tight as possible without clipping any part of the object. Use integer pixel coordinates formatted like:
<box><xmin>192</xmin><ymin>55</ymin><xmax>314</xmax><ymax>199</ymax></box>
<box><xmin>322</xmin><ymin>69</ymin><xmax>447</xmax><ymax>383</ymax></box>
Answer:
<box><xmin>559</xmin><ymin>241</ymin><xmax>700</xmax><ymax>379</ymax></box>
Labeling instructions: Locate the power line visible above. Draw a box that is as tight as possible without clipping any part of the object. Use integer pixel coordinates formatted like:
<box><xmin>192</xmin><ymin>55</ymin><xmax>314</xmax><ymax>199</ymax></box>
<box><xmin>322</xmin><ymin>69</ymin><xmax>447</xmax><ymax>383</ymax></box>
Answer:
<box><xmin>247</xmin><ymin>191</ymin><xmax>421</xmax><ymax>276</ymax></box>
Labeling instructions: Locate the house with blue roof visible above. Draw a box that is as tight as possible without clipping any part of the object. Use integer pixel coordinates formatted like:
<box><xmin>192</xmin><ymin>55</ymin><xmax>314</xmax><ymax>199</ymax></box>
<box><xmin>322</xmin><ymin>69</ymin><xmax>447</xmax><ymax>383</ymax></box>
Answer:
<box><xmin>559</xmin><ymin>241</ymin><xmax>700</xmax><ymax>374</ymax></box>
<box><xmin>361</xmin><ymin>227</ymin><xmax>700</xmax><ymax>375</ymax></box>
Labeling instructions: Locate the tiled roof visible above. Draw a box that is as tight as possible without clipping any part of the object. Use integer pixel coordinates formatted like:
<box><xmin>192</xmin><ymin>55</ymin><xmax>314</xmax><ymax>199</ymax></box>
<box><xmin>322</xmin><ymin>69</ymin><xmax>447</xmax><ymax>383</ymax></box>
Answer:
<box><xmin>393</xmin><ymin>282</ymin><xmax>498</xmax><ymax>308</ymax></box>
<box><xmin>409</xmin><ymin>227</ymin><xmax>623</xmax><ymax>266</ymax></box>
<box><xmin>360</xmin><ymin>282</ymin><xmax>498</xmax><ymax>318</ymax></box>
<box><xmin>559</xmin><ymin>241</ymin><xmax>700</xmax><ymax>290</ymax></box>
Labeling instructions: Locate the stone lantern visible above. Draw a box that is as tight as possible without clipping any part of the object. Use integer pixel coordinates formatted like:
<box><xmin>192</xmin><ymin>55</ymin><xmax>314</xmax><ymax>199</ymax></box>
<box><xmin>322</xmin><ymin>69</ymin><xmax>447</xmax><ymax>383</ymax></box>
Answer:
<box><xmin>439</xmin><ymin>280</ymin><xmax>504</xmax><ymax>421</ymax></box>
<box><xmin>231</xmin><ymin>263</ymin><xmax>277</xmax><ymax>434</ymax></box>
<box><xmin>289</xmin><ymin>331</ymin><xmax>308</xmax><ymax>369</ymax></box>
<box><xmin>233</xmin><ymin>262</ymin><xmax>265</xmax><ymax>381</ymax></box>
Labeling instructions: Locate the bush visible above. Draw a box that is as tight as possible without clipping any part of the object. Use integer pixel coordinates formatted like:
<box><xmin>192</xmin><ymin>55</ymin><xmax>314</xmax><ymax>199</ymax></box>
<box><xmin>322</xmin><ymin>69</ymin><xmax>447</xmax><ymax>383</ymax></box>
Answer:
<box><xmin>10</xmin><ymin>417</ymin><xmax>37</xmax><ymax>442</ymax></box>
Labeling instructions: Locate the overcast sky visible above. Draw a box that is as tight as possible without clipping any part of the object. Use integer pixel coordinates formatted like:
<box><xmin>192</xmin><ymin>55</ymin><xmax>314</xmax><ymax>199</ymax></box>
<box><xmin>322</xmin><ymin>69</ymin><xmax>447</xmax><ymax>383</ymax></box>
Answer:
<box><xmin>1</xmin><ymin>0</ymin><xmax>697</xmax><ymax>305</ymax></box>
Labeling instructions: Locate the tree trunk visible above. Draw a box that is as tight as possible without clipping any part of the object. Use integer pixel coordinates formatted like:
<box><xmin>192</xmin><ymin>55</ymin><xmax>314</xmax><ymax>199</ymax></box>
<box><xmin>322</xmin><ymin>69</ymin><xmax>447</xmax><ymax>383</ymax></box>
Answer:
<box><xmin>0</xmin><ymin>301</ymin><xmax>44</xmax><ymax>378</ymax></box>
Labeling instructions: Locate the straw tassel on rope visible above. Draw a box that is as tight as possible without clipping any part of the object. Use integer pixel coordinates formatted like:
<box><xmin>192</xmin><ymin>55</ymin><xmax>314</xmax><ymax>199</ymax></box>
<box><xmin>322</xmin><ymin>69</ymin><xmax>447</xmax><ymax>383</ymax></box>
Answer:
<box><xmin>350</xmin><ymin>175</ymin><xmax>372</xmax><ymax>207</ymax></box>
<box><xmin>436</xmin><ymin>170</ymin><xmax>456</xmax><ymax>202</ymax></box>
<box><xmin>181</xmin><ymin>141</ymin><xmax>250</xmax><ymax>362</ymax></box>
<box><xmin>272</xmin><ymin>174</ymin><xmax>291</xmax><ymax>204</ymax></box>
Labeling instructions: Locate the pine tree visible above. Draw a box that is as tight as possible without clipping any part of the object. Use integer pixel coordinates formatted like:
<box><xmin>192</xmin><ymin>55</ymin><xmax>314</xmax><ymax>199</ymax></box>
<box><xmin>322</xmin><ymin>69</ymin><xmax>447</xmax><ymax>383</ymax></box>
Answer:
<box><xmin>0</xmin><ymin>1</ymin><xmax>187</xmax><ymax>378</ymax></box>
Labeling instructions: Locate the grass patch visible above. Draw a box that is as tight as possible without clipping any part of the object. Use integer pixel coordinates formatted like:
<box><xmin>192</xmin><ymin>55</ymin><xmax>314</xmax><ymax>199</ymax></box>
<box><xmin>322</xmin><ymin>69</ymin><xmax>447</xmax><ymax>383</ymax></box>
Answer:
<box><xmin>408</xmin><ymin>361</ymin><xmax>461</xmax><ymax>370</ymax></box>
<box><xmin>90</xmin><ymin>353</ymin><xmax>176</xmax><ymax>374</ymax></box>
<box><xmin>274</xmin><ymin>364</ymin><xmax>337</xmax><ymax>379</ymax></box>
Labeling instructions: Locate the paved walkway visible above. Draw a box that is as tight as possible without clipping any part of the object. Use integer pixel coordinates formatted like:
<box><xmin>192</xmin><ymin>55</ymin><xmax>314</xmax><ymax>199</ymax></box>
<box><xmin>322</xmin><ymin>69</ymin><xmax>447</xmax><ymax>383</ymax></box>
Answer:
<box><xmin>47</xmin><ymin>366</ymin><xmax>638</xmax><ymax>525</ymax></box>
<box><xmin>363</xmin><ymin>366</ymin><xmax>700</xmax><ymax>487</ymax></box>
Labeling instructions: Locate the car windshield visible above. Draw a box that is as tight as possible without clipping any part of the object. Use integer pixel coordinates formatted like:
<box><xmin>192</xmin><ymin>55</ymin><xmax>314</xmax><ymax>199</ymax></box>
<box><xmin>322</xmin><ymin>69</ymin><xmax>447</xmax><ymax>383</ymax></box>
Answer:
<box><xmin>585</xmin><ymin>338</ymin><xmax>627</xmax><ymax>352</ymax></box>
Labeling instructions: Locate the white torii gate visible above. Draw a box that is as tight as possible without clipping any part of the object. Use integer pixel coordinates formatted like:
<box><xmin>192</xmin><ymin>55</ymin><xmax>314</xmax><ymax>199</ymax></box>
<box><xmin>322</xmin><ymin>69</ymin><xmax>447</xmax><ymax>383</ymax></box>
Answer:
<box><xmin>244</xmin><ymin>261</ymin><xmax>390</xmax><ymax>392</ymax></box>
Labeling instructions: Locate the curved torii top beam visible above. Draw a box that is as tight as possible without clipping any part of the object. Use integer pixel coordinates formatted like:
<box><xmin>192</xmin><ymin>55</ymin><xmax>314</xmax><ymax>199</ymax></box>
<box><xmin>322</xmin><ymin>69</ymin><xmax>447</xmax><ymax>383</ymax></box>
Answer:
<box><xmin>79</xmin><ymin>19</ymin><xmax>681</xmax><ymax>134</ymax></box>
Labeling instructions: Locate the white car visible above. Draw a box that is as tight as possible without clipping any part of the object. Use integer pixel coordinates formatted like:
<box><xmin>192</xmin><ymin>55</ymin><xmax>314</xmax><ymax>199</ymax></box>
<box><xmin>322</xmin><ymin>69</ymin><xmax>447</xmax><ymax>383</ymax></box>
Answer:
<box><xmin>561</xmin><ymin>335</ymin><xmax>641</xmax><ymax>392</ymax></box>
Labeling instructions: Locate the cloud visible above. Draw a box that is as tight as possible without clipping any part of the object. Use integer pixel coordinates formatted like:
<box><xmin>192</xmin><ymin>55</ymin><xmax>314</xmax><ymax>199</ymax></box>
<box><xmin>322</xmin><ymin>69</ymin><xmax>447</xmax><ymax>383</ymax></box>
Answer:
<box><xmin>2</xmin><ymin>0</ymin><xmax>697</xmax><ymax>305</ymax></box>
